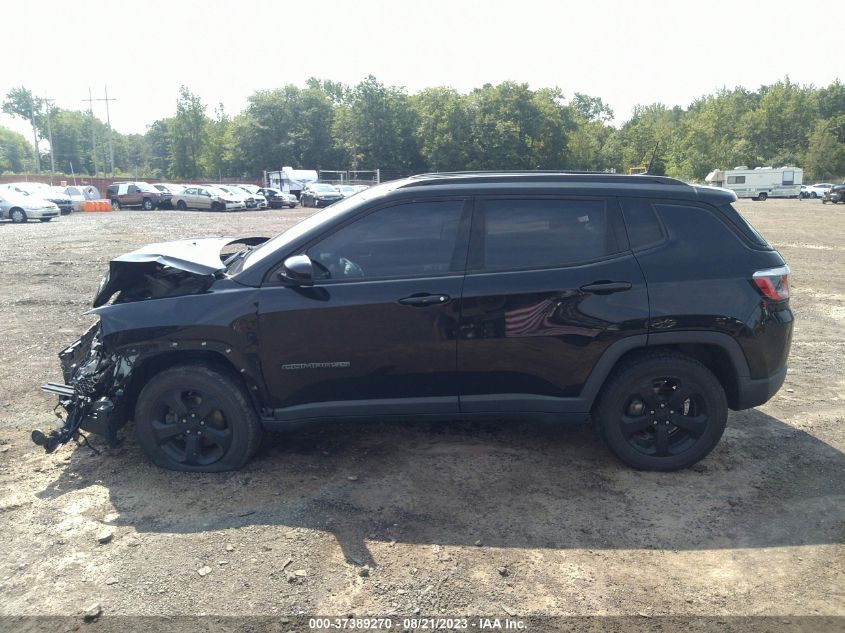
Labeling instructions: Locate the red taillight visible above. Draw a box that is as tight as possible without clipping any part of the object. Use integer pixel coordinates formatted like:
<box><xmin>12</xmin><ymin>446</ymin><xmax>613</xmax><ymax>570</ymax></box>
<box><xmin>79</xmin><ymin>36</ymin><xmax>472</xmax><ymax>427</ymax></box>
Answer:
<box><xmin>752</xmin><ymin>265</ymin><xmax>790</xmax><ymax>301</ymax></box>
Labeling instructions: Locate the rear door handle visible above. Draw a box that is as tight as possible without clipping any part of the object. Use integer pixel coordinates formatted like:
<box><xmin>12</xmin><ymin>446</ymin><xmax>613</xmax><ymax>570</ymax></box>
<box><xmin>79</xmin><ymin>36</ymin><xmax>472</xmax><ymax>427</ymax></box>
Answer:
<box><xmin>398</xmin><ymin>293</ymin><xmax>451</xmax><ymax>306</ymax></box>
<box><xmin>579</xmin><ymin>281</ymin><xmax>632</xmax><ymax>294</ymax></box>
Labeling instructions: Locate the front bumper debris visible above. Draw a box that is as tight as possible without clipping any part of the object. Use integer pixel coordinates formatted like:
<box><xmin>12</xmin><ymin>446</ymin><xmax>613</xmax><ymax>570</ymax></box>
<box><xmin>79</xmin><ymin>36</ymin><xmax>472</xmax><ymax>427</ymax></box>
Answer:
<box><xmin>32</xmin><ymin>323</ymin><xmax>121</xmax><ymax>453</ymax></box>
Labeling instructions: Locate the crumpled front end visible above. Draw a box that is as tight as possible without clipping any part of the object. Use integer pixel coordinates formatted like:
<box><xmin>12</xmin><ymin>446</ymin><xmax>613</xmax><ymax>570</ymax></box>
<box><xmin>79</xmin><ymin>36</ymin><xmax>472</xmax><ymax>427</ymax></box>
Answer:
<box><xmin>33</xmin><ymin>322</ymin><xmax>127</xmax><ymax>452</ymax></box>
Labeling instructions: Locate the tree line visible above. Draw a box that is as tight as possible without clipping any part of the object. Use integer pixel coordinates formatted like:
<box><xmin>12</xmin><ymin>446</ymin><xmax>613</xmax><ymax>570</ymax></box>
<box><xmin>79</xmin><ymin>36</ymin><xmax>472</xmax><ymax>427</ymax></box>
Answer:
<box><xmin>2</xmin><ymin>76</ymin><xmax>844</xmax><ymax>182</ymax></box>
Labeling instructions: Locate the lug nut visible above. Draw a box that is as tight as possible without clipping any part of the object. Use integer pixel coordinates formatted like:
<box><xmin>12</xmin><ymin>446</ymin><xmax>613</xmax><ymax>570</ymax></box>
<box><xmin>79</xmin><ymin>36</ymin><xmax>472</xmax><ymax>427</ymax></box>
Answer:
<box><xmin>664</xmin><ymin>421</ymin><xmax>670</xmax><ymax>425</ymax></box>
<box><xmin>191</xmin><ymin>413</ymin><xmax>195</xmax><ymax>418</ymax></box>
<box><xmin>200</xmin><ymin>421</ymin><xmax>205</xmax><ymax>425</ymax></box>
<box><xmin>659</xmin><ymin>404</ymin><xmax>665</xmax><ymax>408</ymax></box>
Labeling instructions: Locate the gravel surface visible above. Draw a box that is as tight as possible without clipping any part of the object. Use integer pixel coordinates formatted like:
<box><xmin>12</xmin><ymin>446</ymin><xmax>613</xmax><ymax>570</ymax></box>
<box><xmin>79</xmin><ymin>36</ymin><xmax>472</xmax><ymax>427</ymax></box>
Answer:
<box><xmin>0</xmin><ymin>199</ymin><xmax>842</xmax><ymax>631</ymax></box>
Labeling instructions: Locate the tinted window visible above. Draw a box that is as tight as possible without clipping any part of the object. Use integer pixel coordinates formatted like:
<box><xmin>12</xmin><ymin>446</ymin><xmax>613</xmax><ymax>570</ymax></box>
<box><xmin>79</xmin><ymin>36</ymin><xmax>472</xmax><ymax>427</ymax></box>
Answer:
<box><xmin>128</xmin><ymin>185</ymin><xmax>140</xmax><ymax>193</ymax></box>
<box><xmin>621</xmin><ymin>198</ymin><xmax>664</xmax><ymax>250</ymax></box>
<box><xmin>727</xmin><ymin>175</ymin><xmax>746</xmax><ymax>184</ymax></box>
<box><xmin>475</xmin><ymin>198</ymin><xmax>618</xmax><ymax>271</ymax></box>
<box><xmin>717</xmin><ymin>203</ymin><xmax>772</xmax><ymax>249</ymax></box>
<box><xmin>306</xmin><ymin>200</ymin><xmax>465</xmax><ymax>281</ymax></box>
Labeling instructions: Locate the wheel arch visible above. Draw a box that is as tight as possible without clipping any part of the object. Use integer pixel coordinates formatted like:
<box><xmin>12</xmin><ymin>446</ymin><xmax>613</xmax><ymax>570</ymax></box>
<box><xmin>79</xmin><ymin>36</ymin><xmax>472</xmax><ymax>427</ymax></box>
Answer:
<box><xmin>583</xmin><ymin>332</ymin><xmax>750</xmax><ymax>412</ymax></box>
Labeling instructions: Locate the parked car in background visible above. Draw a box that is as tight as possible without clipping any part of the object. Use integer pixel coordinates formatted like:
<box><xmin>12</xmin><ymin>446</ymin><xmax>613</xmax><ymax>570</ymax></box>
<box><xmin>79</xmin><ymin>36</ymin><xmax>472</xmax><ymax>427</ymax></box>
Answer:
<box><xmin>171</xmin><ymin>185</ymin><xmax>245</xmax><ymax>211</ymax></box>
<box><xmin>300</xmin><ymin>182</ymin><xmax>344</xmax><ymax>207</ymax></box>
<box><xmin>225</xmin><ymin>185</ymin><xmax>268</xmax><ymax>209</ymax></box>
<box><xmin>0</xmin><ymin>189</ymin><xmax>60</xmax><ymax>223</ymax></box>
<box><xmin>257</xmin><ymin>187</ymin><xmax>297</xmax><ymax>209</ymax></box>
<box><xmin>211</xmin><ymin>185</ymin><xmax>254</xmax><ymax>209</ymax></box>
<box><xmin>802</xmin><ymin>183</ymin><xmax>835</xmax><ymax>199</ymax></box>
<box><xmin>334</xmin><ymin>184</ymin><xmax>358</xmax><ymax>198</ymax></box>
<box><xmin>822</xmin><ymin>184</ymin><xmax>845</xmax><ymax>204</ymax></box>
<box><xmin>63</xmin><ymin>185</ymin><xmax>101</xmax><ymax>211</ymax></box>
<box><xmin>106</xmin><ymin>182</ymin><xmax>170</xmax><ymax>210</ymax></box>
<box><xmin>153</xmin><ymin>183</ymin><xmax>185</xmax><ymax>207</ymax></box>
<box><xmin>2</xmin><ymin>182</ymin><xmax>73</xmax><ymax>215</ymax></box>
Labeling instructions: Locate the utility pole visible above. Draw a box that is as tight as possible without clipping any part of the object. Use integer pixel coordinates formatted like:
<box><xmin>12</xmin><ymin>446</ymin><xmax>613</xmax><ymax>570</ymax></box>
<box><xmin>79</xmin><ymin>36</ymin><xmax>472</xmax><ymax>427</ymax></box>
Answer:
<box><xmin>43</xmin><ymin>97</ymin><xmax>56</xmax><ymax>185</ymax></box>
<box><xmin>94</xmin><ymin>87</ymin><xmax>117</xmax><ymax>176</ymax></box>
<box><xmin>83</xmin><ymin>88</ymin><xmax>98</xmax><ymax>177</ymax></box>
<box><xmin>30</xmin><ymin>98</ymin><xmax>41</xmax><ymax>174</ymax></box>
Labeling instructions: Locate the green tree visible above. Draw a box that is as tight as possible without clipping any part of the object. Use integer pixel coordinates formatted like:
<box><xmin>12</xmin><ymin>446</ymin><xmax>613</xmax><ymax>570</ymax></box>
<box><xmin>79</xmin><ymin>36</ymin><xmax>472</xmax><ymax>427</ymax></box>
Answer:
<box><xmin>2</xmin><ymin>87</ymin><xmax>42</xmax><ymax>172</ymax></box>
<box><xmin>169</xmin><ymin>86</ymin><xmax>208</xmax><ymax>179</ymax></box>
<box><xmin>803</xmin><ymin>117</ymin><xmax>845</xmax><ymax>181</ymax></box>
<box><xmin>0</xmin><ymin>126</ymin><xmax>33</xmax><ymax>173</ymax></box>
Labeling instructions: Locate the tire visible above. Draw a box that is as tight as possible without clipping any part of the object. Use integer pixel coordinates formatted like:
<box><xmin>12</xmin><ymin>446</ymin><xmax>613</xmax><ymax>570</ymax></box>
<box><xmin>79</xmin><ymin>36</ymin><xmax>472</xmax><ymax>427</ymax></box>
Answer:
<box><xmin>111</xmin><ymin>199</ymin><xmax>121</xmax><ymax>211</ymax></box>
<box><xmin>39</xmin><ymin>217</ymin><xmax>52</xmax><ymax>222</ymax></box>
<box><xmin>758</xmin><ymin>192</ymin><xmax>768</xmax><ymax>201</ymax></box>
<box><xmin>176</xmin><ymin>200</ymin><xmax>187</xmax><ymax>211</ymax></box>
<box><xmin>142</xmin><ymin>198</ymin><xmax>154</xmax><ymax>211</ymax></box>
<box><xmin>811</xmin><ymin>192</ymin><xmax>818</xmax><ymax>198</ymax></box>
<box><xmin>9</xmin><ymin>208</ymin><xmax>26</xmax><ymax>223</ymax></box>
<box><xmin>210</xmin><ymin>201</ymin><xmax>222</xmax><ymax>212</ymax></box>
<box><xmin>134</xmin><ymin>364</ymin><xmax>262</xmax><ymax>472</ymax></box>
<box><xmin>593</xmin><ymin>352</ymin><xmax>728</xmax><ymax>471</ymax></box>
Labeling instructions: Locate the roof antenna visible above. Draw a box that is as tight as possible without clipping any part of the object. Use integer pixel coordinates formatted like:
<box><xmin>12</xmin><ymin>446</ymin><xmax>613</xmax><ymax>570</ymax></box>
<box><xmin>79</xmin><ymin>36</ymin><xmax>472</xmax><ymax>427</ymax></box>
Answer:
<box><xmin>643</xmin><ymin>142</ymin><xmax>660</xmax><ymax>175</ymax></box>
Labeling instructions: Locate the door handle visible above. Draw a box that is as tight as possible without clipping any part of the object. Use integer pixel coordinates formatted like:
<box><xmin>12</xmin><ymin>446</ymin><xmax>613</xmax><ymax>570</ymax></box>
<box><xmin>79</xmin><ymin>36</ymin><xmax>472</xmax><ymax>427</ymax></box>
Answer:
<box><xmin>579</xmin><ymin>281</ymin><xmax>632</xmax><ymax>294</ymax></box>
<box><xmin>398</xmin><ymin>293</ymin><xmax>451</xmax><ymax>306</ymax></box>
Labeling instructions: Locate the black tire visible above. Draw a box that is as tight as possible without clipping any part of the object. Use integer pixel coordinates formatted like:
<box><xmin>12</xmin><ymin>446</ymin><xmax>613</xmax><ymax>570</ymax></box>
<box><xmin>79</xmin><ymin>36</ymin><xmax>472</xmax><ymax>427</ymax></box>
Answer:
<box><xmin>9</xmin><ymin>207</ymin><xmax>26</xmax><ymax>223</ymax></box>
<box><xmin>39</xmin><ymin>217</ymin><xmax>52</xmax><ymax>222</ymax></box>
<box><xmin>134</xmin><ymin>364</ymin><xmax>262</xmax><ymax>472</ymax></box>
<box><xmin>176</xmin><ymin>200</ymin><xmax>187</xmax><ymax>211</ymax></box>
<box><xmin>593</xmin><ymin>352</ymin><xmax>728</xmax><ymax>471</ymax></box>
<box><xmin>142</xmin><ymin>198</ymin><xmax>155</xmax><ymax>210</ymax></box>
<box><xmin>758</xmin><ymin>192</ymin><xmax>768</xmax><ymax>201</ymax></box>
<box><xmin>210</xmin><ymin>201</ymin><xmax>222</xmax><ymax>212</ymax></box>
<box><xmin>111</xmin><ymin>199</ymin><xmax>121</xmax><ymax>211</ymax></box>
<box><xmin>811</xmin><ymin>192</ymin><xmax>818</xmax><ymax>198</ymax></box>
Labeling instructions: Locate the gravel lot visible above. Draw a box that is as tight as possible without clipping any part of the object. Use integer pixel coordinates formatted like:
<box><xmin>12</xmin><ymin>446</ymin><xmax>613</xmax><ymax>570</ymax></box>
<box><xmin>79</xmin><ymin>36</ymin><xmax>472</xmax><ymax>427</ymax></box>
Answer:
<box><xmin>0</xmin><ymin>199</ymin><xmax>842</xmax><ymax>632</ymax></box>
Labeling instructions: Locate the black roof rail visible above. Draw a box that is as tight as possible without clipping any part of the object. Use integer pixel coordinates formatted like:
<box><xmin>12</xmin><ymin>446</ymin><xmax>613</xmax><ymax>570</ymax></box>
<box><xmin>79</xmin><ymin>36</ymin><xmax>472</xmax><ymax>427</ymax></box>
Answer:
<box><xmin>400</xmin><ymin>171</ymin><xmax>689</xmax><ymax>187</ymax></box>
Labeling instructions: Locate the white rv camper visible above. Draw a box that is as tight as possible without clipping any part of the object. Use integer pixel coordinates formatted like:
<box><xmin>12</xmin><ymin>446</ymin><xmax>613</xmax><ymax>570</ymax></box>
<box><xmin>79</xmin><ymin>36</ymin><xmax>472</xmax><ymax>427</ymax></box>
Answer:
<box><xmin>264</xmin><ymin>167</ymin><xmax>318</xmax><ymax>199</ymax></box>
<box><xmin>705</xmin><ymin>166</ymin><xmax>802</xmax><ymax>200</ymax></box>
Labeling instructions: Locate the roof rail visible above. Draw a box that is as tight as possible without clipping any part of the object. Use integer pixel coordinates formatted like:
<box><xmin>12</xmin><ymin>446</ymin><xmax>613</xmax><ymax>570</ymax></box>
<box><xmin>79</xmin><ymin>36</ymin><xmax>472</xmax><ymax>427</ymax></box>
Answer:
<box><xmin>401</xmin><ymin>171</ymin><xmax>688</xmax><ymax>187</ymax></box>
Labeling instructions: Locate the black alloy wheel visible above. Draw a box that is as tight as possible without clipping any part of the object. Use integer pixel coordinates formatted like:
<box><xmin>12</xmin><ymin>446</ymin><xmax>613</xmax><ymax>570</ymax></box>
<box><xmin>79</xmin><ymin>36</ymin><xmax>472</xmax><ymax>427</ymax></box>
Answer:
<box><xmin>594</xmin><ymin>353</ymin><xmax>727</xmax><ymax>471</ymax></box>
<box><xmin>135</xmin><ymin>365</ymin><xmax>262</xmax><ymax>471</ymax></box>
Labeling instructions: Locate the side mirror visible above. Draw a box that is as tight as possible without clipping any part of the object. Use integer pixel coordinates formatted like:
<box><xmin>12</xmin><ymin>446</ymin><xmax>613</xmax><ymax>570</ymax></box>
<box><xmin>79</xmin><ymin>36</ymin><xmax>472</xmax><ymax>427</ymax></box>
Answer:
<box><xmin>279</xmin><ymin>254</ymin><xmax>314</xmax><ymax>286</ymax></box>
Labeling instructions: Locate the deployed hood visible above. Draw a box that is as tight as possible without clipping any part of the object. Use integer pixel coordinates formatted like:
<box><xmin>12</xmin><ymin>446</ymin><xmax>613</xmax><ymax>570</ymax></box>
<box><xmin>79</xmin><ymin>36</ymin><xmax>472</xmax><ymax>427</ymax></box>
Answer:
<box><xmin>92</xmin><ymin>236</ymin><xmax>268</xmax><ymax>307</ymax></box>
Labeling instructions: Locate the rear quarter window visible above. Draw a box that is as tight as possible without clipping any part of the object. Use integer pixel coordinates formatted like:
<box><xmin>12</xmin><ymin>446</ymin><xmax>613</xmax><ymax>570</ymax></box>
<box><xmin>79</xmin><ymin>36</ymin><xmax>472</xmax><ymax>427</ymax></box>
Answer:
<box><xmin>716</xmin><ymin>203</ymin><xmax>772</xmax><ymax>250</ymax></box>
<box><xmin>620</xmin><ymin>198</ymin><xmax>665</xmax><ymax>250</ymax></box>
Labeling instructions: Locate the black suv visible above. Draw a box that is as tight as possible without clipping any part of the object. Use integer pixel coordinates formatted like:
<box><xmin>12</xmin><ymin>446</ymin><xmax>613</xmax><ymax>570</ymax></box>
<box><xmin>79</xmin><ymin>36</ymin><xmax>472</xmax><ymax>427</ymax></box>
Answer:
<box><xmin>35</xmin><ymin>172</ymin><xmax>793</xmax><ymax>472</ymax></box>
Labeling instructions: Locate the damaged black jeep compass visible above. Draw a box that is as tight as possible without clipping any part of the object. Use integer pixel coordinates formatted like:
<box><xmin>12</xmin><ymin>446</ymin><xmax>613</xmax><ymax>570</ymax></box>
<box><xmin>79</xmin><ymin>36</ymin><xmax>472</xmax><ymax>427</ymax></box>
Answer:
<box><xmin>35</xmin><ymin>172</ymin><xmax>793</xmax><ymax>472</ymax></box>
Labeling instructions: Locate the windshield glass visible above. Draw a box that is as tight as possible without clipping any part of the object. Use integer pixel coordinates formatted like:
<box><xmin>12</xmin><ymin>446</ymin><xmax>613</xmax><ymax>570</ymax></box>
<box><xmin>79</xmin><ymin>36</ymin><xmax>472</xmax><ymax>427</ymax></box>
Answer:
<box><xmin>206</xmin><ymin>187</ymin><xmax>227</xmax><ymax>197</ymax></box>
<box><xmin>314</xmin><ymin>184</ymin><xmax>337</xmax><ymax>192</ymax></box>
<box><xmin>240</xmin><ymin>180</ymin><xmax>404</xmax><ymax>271</ymax></box>
<box><xmin>137</xmin><ymin>182</ymin><xmax>157</xmax><ymax>192</ymax></box>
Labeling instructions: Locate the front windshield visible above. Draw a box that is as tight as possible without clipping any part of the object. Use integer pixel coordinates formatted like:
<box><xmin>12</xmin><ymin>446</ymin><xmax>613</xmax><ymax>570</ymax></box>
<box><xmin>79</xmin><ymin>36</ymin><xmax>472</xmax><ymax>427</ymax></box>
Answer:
<box><xmin>137</xmin><ymin>182</ymin><xmax>157</xmax><ymax>192</ymax></box>
<box><xmin>314</xmin><ymin>184</ymin><xmax>337</xmax><ymax>192</ymax></box>
<box><xmin>240</xmin><ymin>180</ymin><xmax>404</xmax><ymax>271</ymax></box>
<box><xmin>206</xmin><ymin>186</ymin><xmax>227</xmax><ymax>197</ymax></box>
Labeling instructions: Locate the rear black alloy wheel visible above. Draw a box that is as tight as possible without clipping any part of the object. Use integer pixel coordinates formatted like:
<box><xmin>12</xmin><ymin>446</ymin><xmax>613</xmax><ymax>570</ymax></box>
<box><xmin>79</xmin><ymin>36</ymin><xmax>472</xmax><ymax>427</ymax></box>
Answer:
<box><xmin>594</xmin><ymin>353</ymin><xmax>727</xmax><ymax>471</ymax></box>
<box><xmin>135</xmin><ymin>365</ymin><xmax>262</xmax><ymax>471</ymax></box>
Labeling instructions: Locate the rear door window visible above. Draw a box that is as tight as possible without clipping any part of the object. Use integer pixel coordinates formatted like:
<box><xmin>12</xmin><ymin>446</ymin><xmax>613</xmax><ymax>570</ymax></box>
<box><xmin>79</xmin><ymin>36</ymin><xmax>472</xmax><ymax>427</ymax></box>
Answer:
<box><xmin>471</xmin><ymin>198</ymin><xmax>623</xmax><ymax>271</ymax></box>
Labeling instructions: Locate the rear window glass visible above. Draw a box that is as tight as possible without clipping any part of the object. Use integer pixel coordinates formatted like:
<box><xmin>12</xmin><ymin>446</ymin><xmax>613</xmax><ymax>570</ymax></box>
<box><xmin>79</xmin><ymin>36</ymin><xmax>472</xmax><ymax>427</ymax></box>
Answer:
<box><xmin>620</xmin><ymin>198</ymin><xmax>664</xmax><ymax>250</ymax></box>
<box><xmin>717</xmin><ymin>203</ymin><xmax>771</xmax><ymax>249</ymax></box>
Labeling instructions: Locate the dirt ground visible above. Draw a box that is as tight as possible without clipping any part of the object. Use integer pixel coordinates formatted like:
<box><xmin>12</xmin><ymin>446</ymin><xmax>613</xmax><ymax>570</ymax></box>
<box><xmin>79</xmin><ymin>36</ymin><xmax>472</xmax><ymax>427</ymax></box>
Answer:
<box><xmin>0</xmin><ymin>198</ymin><xmax>842</xmax><ymax>632</ymax></box>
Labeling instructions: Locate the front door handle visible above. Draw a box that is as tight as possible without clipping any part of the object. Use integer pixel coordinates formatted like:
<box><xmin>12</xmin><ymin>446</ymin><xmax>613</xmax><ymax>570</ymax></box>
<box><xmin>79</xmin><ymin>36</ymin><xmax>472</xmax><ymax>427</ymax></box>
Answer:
<box><xmin>579</xmin><ymin>281</ymin><xmax>632</xmax><ymax>294</ymax></box>
<box><xmin>398</xmin><ymin>293</ymin><xmax>451</xmax><ymax>307</ymax></box>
